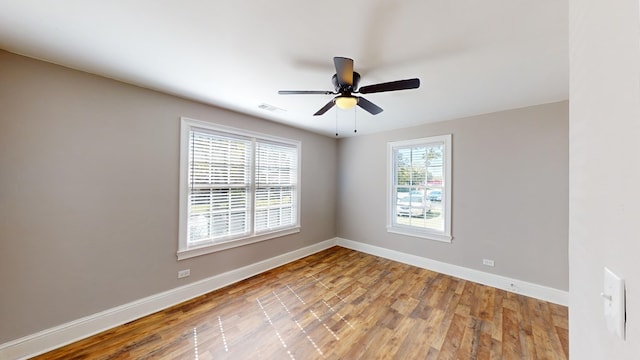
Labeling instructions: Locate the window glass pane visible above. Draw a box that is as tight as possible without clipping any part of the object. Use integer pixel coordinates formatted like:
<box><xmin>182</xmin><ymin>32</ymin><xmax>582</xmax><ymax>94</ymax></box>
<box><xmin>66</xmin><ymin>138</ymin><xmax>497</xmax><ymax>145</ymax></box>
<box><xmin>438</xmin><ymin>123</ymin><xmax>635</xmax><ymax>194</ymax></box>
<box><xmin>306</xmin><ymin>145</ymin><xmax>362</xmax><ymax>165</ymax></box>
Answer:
<box><xmin>389</xmin><ymin>135</ymin><xmax>450</xmax><ymax>241</ymax></box>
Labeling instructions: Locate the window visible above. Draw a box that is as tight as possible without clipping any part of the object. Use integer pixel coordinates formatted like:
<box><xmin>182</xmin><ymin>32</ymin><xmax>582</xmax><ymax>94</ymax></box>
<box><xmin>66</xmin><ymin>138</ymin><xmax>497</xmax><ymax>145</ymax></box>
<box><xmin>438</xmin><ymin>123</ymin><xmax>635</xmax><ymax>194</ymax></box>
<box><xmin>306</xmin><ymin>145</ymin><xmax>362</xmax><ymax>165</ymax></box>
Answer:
<box><xmin>387</xmin><ymin>134</ymin><xmax>452</xmax><ymax>242</ymax></box>
<box><xmin>178</xmin><ymin>117</ymin><xmax>300</xmax><ymax>259</ymax></box>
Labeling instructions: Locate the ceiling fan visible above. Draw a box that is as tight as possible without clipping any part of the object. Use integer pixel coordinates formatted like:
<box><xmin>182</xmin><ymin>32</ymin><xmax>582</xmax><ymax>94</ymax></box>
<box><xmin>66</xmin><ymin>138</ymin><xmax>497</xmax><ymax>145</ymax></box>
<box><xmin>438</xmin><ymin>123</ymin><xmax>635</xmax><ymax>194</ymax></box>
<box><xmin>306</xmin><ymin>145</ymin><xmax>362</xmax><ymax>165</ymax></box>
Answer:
<box><xmin>279</xmin><ymin>57</ymin><xmax>420</xmax><ymax>116</ymax></box>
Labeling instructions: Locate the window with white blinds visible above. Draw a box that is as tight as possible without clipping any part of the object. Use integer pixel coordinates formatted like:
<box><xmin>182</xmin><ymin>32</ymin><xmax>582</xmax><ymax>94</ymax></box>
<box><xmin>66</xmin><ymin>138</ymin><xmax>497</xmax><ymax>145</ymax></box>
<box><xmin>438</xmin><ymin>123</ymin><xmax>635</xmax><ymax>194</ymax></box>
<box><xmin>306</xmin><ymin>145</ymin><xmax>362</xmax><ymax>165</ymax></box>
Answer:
<box><xmin>255</xmin><ymin>141</ymin><xmax>298</xmax><ymax>233</ymax></box>
<box><xmin>178</xmin><ymin>118</ymin><xmax>300</xmax><ymax>259</ymax></box>
<box><xmin>387</xmin><ymin>134</ymin><xmax>452</xmax><ymax>242</ymax></box>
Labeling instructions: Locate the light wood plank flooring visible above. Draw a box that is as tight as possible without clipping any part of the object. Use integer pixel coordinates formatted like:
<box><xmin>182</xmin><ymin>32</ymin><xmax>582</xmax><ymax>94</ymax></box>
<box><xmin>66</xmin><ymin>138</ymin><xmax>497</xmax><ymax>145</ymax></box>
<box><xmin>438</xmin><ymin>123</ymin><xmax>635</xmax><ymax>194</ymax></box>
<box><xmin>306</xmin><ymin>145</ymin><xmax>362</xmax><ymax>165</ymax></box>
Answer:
<box><xmin>34</xmin><ymin>246</ymin><xmax>568</xmax><ymax>359</ymax></box>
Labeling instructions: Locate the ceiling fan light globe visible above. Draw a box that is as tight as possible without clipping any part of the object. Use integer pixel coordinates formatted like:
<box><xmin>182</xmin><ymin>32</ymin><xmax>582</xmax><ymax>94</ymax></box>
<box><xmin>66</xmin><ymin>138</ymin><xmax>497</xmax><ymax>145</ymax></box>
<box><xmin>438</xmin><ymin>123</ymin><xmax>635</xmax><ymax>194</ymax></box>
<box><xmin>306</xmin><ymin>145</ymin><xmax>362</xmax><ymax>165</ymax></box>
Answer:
<box><xmin>335</xmin><ymin>96</ymin><xmax>358</xmax><ymax>110</ymax></box>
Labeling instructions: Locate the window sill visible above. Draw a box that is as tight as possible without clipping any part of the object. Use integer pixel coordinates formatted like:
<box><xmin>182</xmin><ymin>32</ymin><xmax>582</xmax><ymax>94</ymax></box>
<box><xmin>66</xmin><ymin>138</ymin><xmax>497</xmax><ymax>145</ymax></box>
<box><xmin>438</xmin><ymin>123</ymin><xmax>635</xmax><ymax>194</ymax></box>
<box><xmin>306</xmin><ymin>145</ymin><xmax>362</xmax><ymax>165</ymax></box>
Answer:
<box><xmin>177</xmin><ymin>227</ymin><xmax>301</xmax><ymax>260</ymax></box>
<box><xmin>387</xmin><ymin>226</ymin><xmax>452</xmax><ymax>243</ymax></box>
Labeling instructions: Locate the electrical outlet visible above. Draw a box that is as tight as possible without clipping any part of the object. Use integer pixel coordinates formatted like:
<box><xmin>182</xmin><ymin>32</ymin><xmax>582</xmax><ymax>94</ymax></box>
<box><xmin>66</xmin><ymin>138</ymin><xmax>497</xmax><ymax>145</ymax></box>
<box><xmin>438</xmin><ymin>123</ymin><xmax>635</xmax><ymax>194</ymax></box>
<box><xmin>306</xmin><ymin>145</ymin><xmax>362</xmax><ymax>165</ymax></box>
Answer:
<box><xmin>482</xmin><ymin>259</ymin><xmax>495</xmax><ymax>267</ymax></box>
<box><xmin>178</xmin><ymin>269</ymin><xmax>190</xmax><ymax>279</ymax></box>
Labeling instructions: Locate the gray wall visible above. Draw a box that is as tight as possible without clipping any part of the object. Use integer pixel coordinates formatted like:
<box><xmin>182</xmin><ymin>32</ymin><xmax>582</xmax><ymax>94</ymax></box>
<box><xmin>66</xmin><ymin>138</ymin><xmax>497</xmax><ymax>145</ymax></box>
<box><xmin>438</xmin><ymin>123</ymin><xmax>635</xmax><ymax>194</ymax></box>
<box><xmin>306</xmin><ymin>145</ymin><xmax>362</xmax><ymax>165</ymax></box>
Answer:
<box><xmin>0</xmin><ymin>48</ymin><xmax>571</xmax><ymax>348</ymax></box>
<box><xmin>570</xmin><ymin>0</ymin><xmax>640</xmax><ymax>357</ymax></box>
<box><xmin>337</xmin><ymin>101</ymin><xmax>569</xmax><ymax>290</ymax></box>
<box><xmin>0</xmin><ymin>50</ymin><xmax>338</xmax><ymax>343</ymax></box>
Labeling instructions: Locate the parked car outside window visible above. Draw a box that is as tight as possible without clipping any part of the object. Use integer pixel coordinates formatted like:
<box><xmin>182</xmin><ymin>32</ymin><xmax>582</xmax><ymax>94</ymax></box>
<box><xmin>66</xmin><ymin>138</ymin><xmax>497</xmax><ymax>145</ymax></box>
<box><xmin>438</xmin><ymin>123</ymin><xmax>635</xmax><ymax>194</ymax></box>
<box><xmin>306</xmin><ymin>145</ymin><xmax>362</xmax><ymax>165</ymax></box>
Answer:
<box><xmin>396</xmin><ymin>195</ymin><xmax>432</xmax><ymax>217</ymax></box>
<box><xmin>428</xmin><ymin>190</ymin><xmax>442</xmax><ymax>201</ymax></box>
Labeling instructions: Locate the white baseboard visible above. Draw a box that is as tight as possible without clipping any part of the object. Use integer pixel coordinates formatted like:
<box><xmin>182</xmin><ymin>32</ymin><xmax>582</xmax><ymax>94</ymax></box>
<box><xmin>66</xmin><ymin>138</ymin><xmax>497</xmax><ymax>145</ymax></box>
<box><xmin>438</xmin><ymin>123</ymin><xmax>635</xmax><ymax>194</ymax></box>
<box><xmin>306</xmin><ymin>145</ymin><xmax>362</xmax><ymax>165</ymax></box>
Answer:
<box><xmin>1</xmin><ymin>237</ymin><xmax>568</xmax><ymax>359</ymax></box>
<box><xmin>335</xmin><ymin>238</ymin><xmax>568</xmax><ymax>306</ymax></box>
<box><xmin>0</xmin><ymin>239</ymin><xmax>337</xmax><ymax>360</ymax></box>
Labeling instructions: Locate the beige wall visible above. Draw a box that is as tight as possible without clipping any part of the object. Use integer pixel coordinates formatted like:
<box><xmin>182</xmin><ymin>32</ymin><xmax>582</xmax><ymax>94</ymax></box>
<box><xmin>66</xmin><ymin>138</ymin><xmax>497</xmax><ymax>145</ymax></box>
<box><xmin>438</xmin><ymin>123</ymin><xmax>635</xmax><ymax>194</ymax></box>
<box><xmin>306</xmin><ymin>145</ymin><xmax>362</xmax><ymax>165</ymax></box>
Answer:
<box><xmin>337</xmin><ymin>101</ymin><xmax>569</xmax><ymax>290</ymax></box>
<box><xmin>0</xmin><ymin>50</ymin><xmax>338</xmax><ymax>343</ymax></box>
<box><xmin>570</xmin><ymin>0</ymin><xmax>640</xmax><ymax>357</ymax></box>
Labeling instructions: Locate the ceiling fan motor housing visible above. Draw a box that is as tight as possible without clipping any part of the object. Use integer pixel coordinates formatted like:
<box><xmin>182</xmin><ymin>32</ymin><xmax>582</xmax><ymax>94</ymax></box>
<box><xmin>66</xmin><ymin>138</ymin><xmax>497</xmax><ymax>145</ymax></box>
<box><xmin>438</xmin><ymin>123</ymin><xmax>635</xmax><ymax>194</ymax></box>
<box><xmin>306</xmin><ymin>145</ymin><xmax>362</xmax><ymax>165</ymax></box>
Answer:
<box><xmin>332</xmin><ymin>72</ymin><xmax>361</xmax><ymax>93</ymax></box>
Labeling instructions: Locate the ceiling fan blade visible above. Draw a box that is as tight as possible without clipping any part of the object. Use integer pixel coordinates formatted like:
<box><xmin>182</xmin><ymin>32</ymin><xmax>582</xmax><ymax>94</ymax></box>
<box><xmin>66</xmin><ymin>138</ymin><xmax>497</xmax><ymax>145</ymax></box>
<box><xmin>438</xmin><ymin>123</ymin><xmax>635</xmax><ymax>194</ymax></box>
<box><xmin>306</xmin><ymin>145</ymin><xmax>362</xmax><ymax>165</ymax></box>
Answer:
<box><xmin>333</xmin><ymin>57</ymin><xmax>354</xmax><ymax>87</ymax></box>
<box><xmin>357</xmin><ymin>97</ymin><xmax>383</xmax><ymax>115</ymax></box>
<box><xmin>278</xmin><ymin>90</ymin><xmax>335</xmax><ymax>95</ymax></box>
<box><xmin>358</xmin><ymin>78</ymin><xmax>420</xmax><ymax>94</ymax></box>
<box><xmin>313</xmin><ymin>99</ymin><xmax>336</xmax><ymax>116</ymax></box>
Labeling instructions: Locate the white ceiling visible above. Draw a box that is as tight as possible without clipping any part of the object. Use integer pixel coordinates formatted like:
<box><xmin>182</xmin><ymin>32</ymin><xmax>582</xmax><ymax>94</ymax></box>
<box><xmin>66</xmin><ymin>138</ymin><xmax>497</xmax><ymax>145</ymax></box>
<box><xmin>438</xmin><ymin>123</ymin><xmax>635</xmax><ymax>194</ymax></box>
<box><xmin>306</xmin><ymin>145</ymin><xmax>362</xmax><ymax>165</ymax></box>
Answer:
<box><xmin>0</xmin><ymin>0</ymin><xmax>568</xmax><ymax>137</ymax></box>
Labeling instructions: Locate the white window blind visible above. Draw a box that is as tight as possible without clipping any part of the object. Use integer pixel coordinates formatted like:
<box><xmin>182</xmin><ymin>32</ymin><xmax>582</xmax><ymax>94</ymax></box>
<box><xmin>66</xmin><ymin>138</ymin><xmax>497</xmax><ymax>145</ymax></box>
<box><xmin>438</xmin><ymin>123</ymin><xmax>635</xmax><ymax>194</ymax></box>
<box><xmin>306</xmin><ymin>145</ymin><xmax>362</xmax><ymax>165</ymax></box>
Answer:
<box><xmin>255</xmin><ymin>140</ymin><xmax>297</xmax><ymax>232</ymax></box>
<box><xmin>188</xmin><ymin>130</ymin><xmax>251</xmax><ymax>244</ymax></box>
<box><xmin>179</xmin><ymin>118</ymin><xmax>300</xmax><ymax>259</ymax></box>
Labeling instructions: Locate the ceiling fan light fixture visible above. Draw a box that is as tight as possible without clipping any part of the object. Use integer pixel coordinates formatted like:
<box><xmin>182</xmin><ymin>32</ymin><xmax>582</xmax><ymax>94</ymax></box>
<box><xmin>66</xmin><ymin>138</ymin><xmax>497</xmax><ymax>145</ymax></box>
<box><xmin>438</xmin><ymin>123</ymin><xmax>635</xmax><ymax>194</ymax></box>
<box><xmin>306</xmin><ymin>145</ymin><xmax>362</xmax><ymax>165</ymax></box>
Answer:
<box><xmin>335</xmin><ymin>96</ymin><xmax>358</xmax><ymax>110</ymax></box>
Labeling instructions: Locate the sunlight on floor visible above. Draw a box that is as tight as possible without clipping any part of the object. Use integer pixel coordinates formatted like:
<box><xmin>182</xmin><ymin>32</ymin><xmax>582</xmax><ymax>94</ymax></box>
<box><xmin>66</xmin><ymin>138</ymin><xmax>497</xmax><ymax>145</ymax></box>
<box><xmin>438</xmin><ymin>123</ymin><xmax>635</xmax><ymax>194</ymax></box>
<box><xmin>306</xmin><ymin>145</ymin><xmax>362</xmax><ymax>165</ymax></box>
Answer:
<box><xmin>192</xmin><ymin>327</ymin><xmax>199</xmax><ymax>360</ymax></box>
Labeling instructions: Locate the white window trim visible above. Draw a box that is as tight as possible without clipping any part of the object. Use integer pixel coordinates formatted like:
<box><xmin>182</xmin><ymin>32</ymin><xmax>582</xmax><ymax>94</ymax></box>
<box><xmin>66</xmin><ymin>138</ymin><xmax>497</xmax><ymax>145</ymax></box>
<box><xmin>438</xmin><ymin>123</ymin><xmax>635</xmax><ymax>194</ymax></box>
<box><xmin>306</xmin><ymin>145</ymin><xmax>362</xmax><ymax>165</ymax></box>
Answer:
<box><xmin>386</xmin><ymin>134</ymin><xmax>452</xmax><ymax>243</ymax></box>
<box><xmin>178</xmin><ymin>117</ymin><xmax>301</xmax><ymax>260</ymax></box>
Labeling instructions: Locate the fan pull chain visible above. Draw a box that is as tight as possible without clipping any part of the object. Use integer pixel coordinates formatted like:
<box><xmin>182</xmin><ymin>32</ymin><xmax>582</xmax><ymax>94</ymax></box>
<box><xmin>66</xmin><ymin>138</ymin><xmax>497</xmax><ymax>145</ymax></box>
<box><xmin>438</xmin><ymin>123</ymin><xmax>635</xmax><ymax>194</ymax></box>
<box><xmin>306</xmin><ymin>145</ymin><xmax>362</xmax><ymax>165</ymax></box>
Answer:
<box><xmin>353</xmin><ymin>106</ymin><xmax>358</xmax><ymax>133</ymax></box>
<box><xmin>335</xmin><ymin>108</ymin><xmax>339</xmax><ymax>137</ymax></box>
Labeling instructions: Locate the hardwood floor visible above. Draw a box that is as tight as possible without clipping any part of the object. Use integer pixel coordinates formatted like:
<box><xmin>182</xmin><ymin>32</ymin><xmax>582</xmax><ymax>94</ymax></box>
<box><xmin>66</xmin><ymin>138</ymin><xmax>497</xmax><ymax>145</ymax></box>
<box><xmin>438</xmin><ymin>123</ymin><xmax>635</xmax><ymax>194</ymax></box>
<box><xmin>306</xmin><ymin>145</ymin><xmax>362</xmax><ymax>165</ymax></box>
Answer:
<box><xmin>34</xmin><ymin>247</ymin><xmax>568</xmax><ymax>359</ymax></box>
